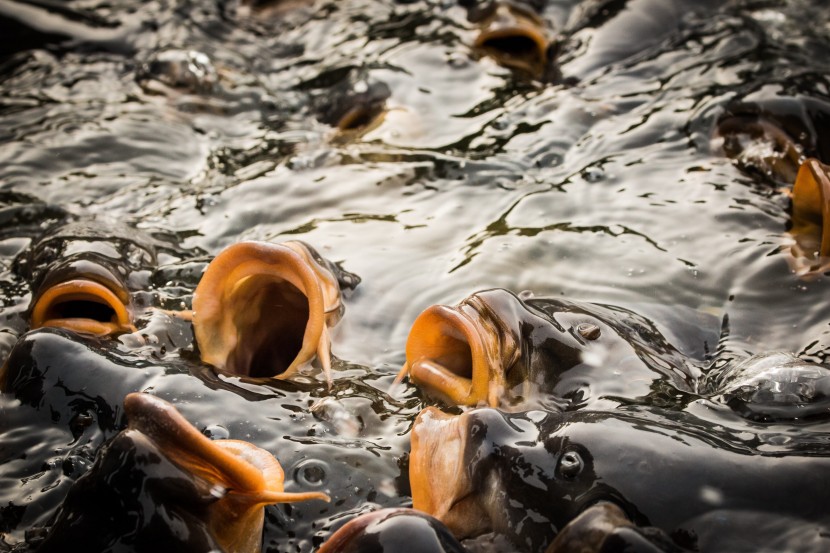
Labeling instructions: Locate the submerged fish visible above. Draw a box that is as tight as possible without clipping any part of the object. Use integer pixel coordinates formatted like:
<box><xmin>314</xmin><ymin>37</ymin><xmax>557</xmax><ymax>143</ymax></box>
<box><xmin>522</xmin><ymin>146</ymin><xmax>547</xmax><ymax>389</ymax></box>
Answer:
<box><xmin>306</xmin><ymin>67</ymin><xmax>392</xmax><ymax>134</ymax></box>
<box><xmin>191</xmin><ymin>240</ymin><xmax>359</xmax><ymax>383</ymax></box>
<box><xmin>396</xmin><ymin>288</ymin><xmax>703</xmax><ymax>408</ymax></box>
<box><xmin>710</xmin><ymin>96</ymin><xmax>830</xmax><ymax>185</ymax></box>
<box><xmin>15</xmin><ymin>219</ymin><xmax>161</xmax><ymax>337</ymax></box>
<box><xmin>36</xmin><ymin>392</ymin><xmax>329</xmax><ymax>553</ymax></box>
<box><xmin>462</xmin><ymin>1</ymin><xmax>555</xmax><ymax>81</ymax></box>
<box><xmin>410</xmin><ymin>404</ymin><xmax>830</xmax><ymax>552</ymax></box>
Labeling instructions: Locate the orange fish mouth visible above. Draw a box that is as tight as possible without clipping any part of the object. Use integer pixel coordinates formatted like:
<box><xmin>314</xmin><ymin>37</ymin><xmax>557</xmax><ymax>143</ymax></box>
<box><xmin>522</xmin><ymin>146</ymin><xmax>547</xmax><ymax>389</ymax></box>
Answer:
<box><xmin>193</xmin><ymin>241</ymin><xmax>346</xmax><ymax>382</ymax></box>
<box><xmin>396</xmin><ymin>291</ymin><xmax>520</xmax><ymax>407</ymax></box>
<box><xmin>29</xmin><ymin>278</ymin><xmax>135</xmax><ymax>336</ymax></box>
<box><xmin>472</xmin><ymin>4</ymin><xmax>550</xmax><ymax>78</ymax></box>
<box><xmin>409</xmin><ymin>407</ymin><xmax>491</xmax><ymax>539</ymax></box>
<box><xmin>124</xmin><ymin>392</ymin><xmax>329</xmax><ymax>553</ymax></box>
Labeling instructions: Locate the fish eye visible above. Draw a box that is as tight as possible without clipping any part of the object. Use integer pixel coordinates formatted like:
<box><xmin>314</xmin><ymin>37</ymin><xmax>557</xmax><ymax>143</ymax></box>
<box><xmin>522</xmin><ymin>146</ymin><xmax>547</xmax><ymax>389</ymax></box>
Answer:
<box><xmin>576</xmin><ymin>322</ymin><xmax>601</xmax><ymax>341</ymax></box>
<box><xmin>294</xmin><ymin>459</ymin><xmax>329</xmax><ymax>487</ymax></box>
<box><xmin>557</xmin><ymin>449</ymin><xmax>584</xmax><ymax>479</ymax></box>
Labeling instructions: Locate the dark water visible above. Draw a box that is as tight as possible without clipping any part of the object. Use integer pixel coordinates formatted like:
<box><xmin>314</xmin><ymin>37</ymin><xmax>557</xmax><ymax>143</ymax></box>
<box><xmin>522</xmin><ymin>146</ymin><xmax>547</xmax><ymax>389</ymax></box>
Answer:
<box><xmin>2</xmin><ymin>0</ymin><xmax>830</xmax><ymax>551</ymax></box>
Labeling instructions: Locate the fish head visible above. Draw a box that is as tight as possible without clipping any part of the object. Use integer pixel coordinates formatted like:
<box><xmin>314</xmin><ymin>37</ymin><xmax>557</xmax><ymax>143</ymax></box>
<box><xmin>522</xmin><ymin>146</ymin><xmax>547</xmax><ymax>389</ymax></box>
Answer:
<box><xmin>410</xmin><ymin>405</ymin><xmax>600</xmax><ymax>551</ymax></box>
<box><xmin>192</xmin><ymin>240</ymin><xmax>357</xmax><ymax>382</ymax></box>
<box><xmin>463</xmin><ymin>1</ymin><xmax>556</xmax><ymax>80</ymax></box>
<box><xmin>315</xmin><ymin>507</ymin><xmax>466</xmax><ymax>553</ymax></box>
<box><xmin>16</xmin><ymin>219</ymin><xmax>163</xmax><ymax>336</ymax></box>
<box><xmin>400</xmin><ymin>288</ymin><xmax>527</xmax><ymax>407</ymax></box>
<box><xmin>401</xmin><ymin>289</ymin><xmax>694</xmax><ymax>409</ymax></box>
<box><xmin>523</xmin><ymin>297</ymin><xmax>698</xmax><ymax>409</ymax></box>
<box><xmin>307</xmin><ymin>67</ymin><xmax>392</xmax><ymax>134</ymax></box>
<box><xmin>38</xmin><ymin>392</ymin><xmax>329</xmax><ymax>553</ymax></box>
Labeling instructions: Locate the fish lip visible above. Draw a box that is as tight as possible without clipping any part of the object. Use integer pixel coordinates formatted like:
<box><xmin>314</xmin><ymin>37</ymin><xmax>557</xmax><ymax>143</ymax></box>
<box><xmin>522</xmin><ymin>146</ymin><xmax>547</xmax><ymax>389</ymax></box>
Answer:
<box><xmin>123</xmin><ymin>392</ymin><xmax>329</xmax><ymax>503</ymax></box>
<box><xmin>404</xmin><ymin>290</ymin><xmax>523</xmax><ymax>407</ymax></box>
<box><xmin>410</xmin><ymin>407</ymin><xmax>493</xmax><ymax>539</ymax></box>
<box><xmin>404</xmin><ymin>302</ymin><xmax>492</xmax><ymax>406</ymax></box>
<box><xmin>193</xmin><ymin>240</ymin><xmax>342</xmax><ymax>381</ymax></box>
<box><xmin>472</xmin><ymin>4</ymin><xmax>551</xmax><ymax>77</ymax></box>
<box><xmin>29</xmin><ymin>273</ymin><xmax>135</xmax><ymax>336</ymax></box>
<box><xmin>790</xmin><ymin>158</ymin><xmax>830</xmax><ymax>272</ymax></box>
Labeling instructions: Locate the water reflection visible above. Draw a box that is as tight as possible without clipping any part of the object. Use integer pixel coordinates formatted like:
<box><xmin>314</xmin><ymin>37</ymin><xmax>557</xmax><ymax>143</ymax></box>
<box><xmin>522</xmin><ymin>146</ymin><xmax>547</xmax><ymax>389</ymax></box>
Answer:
<box><xmin>2</xmin><ymin>0</ymin><xmax>830</xmax><ymax>551</ymax></box>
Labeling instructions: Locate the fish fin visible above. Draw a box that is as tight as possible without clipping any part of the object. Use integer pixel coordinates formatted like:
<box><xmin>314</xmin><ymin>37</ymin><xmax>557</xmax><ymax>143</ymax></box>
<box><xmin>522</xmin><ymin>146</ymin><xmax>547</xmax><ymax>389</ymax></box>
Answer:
<box><xmin>392</xmin><ymin>362</ymin><xmax>410</xmax><ymax>386</ymax></box>
<box><xmin>317</xmin><ymin>323</ymin><xmax>333</xmax><ymax>387</ymax></box>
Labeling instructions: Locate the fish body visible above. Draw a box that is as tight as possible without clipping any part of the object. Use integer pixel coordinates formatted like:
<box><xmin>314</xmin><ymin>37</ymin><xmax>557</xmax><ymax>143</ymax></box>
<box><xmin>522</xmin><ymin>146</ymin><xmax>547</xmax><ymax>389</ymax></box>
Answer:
<box><xmin>36</xmin><ymin>393</ymin><xmax>329</xmax><ymax>553</ymax></box>
<box><xmin>400</xmin><ymin>288</ymin><xmax>703</xmax><ymax>409</ymax></box>
<box><xmin>410</xmin><ymin>404</ymin><xmax>830</xmax><ymax>553</ymax></box>
<box><xmin>0</xmin><ymin>327</ymin><xmax>411</xmax><ymax>552</ymax></box>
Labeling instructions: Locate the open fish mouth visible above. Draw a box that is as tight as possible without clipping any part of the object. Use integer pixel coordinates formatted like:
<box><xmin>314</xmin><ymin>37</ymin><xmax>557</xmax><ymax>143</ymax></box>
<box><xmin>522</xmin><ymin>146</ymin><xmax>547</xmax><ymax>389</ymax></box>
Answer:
<box><xmin>193</xmin><ymin>241</ymin><xmax>345</xmax><ymax>382</ymax></box>
<box><xmin>410</xmin><ymin>407</ymin><xmax>491</xmax><ymax>539</ymax></box>
<box><xmin>472</xmin><ymin>4</ymin><xmax>550</xmax><ymax>77</ymax></box>
<box><xmin>397</xmin><ymin>291</ymin><xmax>520</xmax><ymax>407</ymax></box>
<box><xmin>30</xmin><ymin>275</ymin><xmax>135</xmax><ymax>336</ymax></box>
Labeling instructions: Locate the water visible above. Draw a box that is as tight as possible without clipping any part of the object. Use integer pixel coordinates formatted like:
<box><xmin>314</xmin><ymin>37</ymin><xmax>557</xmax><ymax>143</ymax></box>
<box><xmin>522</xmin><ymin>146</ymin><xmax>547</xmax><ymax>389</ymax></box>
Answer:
<box><xmin>2</xmin><ymin>0</ymin><xmax>830</xmax><ymax>551</ymax></box>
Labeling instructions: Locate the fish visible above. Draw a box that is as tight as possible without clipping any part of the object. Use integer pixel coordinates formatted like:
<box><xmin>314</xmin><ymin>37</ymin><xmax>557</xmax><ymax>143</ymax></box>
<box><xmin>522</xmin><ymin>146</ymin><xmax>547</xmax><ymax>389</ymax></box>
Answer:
<box><xmin>316</xmin><ymin>508</ymin><xmax>467</xmax><ymax>553</ymax></box>
<box><xmin>15</xmin><ymin>219</ymin><xmax>162</xmax><ymax>337</ymax></box>
<box><xmin>395</xmin><ymin>288</ymin><xmax>704</xmax><ymax>408</ymax></box>
<box><xmin>35</xmin><ymin>392</ymin><xmax>329</xmax><ymax>553</ymax></box>
<box><xmin>191</xmin><ymin>240</ymin><xmax>359</xmax><ymax>383</ymax></box>
<box><xmin>0</xmin><ymin>326</ymin><xmax>412</xmax><ymax>552</ymax></box>
<box><xmin>409</xmin><ymin>403</ymin><xmax>830</xmax><ymax>553</ymax></box>
<box><xmin>710</xmin><ymin>96</ymin><xmax>830</xmax><ymax>185</ymax></box>
<box><xmin>712</xmin><ymin>111</ymin><xmax>805</xmax><ymax>185</ymax></box>
<box><xmin>463</xmin><ymin>1</ymin><xmax>555</xmax><ymax>81</ymax></box>
<box><xmin>137</xmin><ymin>49</ymin><xmax>219</xmax><ymax>95</ymax></box>
<box><xmin>788</xmin><ymin>157</ymin><xmax>830</xmax><ymax>275</ymax></box>
<box><xmin>303</xmin><ymin>67</ymin><xmax>392</xmax><ymax>133</ymax></box>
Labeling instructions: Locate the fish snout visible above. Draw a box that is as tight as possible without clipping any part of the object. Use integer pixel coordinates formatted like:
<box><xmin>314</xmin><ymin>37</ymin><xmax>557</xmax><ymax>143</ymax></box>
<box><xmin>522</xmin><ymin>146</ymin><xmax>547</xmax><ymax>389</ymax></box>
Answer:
<box><xmin>192</xmin><ymin>240</ymin><xmax>354</xmax><ymax>382</ymax></box>
<box><xmin>410</xmin><ymin>407</ymin><xmax>491</xmax><ymax>539</ymax></box>
<box><xmin>30</xmin><ymin>268</ymin><xmax>135</xmax><ymax>336</ymax></box>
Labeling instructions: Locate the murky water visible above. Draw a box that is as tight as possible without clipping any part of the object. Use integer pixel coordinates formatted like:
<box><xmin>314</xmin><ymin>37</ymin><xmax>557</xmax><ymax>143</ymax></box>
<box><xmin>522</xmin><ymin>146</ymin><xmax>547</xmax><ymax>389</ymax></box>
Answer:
<box><xmin>2</xmin><ymin>0</ymin><xmax>830</xmax><ymax>551</ymax></box>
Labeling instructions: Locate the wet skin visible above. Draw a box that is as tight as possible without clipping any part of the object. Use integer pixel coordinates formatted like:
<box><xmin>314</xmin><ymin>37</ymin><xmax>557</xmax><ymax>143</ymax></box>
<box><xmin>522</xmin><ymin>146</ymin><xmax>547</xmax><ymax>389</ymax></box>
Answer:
<box><xmin>36</xmin><ymin>393</ymin><xmax>329</xmax><ymax>553</ymax></box>
<box><xmin>410</xmin><ymin>405</ymin><xmax>830</xmax><ymax>553</ymax></box>
<box><xmin>400</xmin><ymin>288</ymin><xmax>706</xmax><ymax>409</ymax></box>
<box><xmin>316</xmin><ymin>508</ymin><xmax>467</xmax><ymax>553</ymax></box>
<box><xmin>0</xmin><ymin>328</ymin><xmax>415</xmax><ymax>552</ymax></box>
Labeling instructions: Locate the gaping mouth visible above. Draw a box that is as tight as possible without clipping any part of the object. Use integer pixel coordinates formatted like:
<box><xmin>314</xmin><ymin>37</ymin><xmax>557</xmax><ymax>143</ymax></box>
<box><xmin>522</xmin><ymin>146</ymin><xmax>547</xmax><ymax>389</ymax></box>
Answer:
<box><xmin>410</xmin><ymin>407</ymin><xmax>491</xmax><ymax>539</ymax></box>
<box><xmin>125</xmin><ymin>392</ymin><xmax>329</xmax><ymax>502</ymax></box>
<box><xmin>30</xmin><ymin>279</ymin><xmax>135</xmax><ymax>336</ymax></box>
<box><xmin>397</xmin><ymin>291</ymin><xmax>520</xmax><ymax>407</ymax></box>
<box><xmin>193</xmin><ymin>241</ymin><xmax>343</xmax><ymax>382</ymax></box>
<box><xmin>473</xmin><ymin>5</ymin><xmax>550</xmax><ymax>77</ymax></box>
